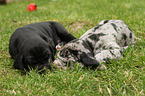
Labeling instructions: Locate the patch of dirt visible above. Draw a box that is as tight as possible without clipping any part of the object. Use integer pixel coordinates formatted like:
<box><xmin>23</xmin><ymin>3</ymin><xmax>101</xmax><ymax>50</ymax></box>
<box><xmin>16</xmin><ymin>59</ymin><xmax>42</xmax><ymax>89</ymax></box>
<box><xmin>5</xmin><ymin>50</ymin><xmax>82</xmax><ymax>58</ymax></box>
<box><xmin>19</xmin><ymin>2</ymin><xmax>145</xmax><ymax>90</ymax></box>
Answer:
<box><xmin>69</xmin><ymin>21</ymin><xmax>94</xmax><ymax>31</ymax></box>
<box><xmin>69</xmin><ymin>21</ymin><xmax>85</xmax><ymax>31</ymax></box>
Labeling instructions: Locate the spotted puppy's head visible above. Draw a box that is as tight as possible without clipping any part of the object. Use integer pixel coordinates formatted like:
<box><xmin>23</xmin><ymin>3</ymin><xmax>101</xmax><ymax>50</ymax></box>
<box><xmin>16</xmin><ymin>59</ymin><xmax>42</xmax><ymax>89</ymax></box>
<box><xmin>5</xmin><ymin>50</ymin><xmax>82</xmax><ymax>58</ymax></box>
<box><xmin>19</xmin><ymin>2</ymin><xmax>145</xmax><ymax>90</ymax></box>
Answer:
<box><xmin>55</xmin><ymin>39</ymin><xmax>100</xmax><ymax>69</ymax></box>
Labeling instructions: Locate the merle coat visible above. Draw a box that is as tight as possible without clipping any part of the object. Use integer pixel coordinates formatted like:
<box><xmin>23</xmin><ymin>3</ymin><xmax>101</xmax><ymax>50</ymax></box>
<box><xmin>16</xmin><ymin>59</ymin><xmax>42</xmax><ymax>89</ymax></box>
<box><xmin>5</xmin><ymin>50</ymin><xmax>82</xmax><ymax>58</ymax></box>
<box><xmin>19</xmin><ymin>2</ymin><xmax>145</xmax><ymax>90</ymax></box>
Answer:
<box><xmin>54</xmin><ymin>20</ymin><xmax>136</xmax><ymax>70</ymax></box>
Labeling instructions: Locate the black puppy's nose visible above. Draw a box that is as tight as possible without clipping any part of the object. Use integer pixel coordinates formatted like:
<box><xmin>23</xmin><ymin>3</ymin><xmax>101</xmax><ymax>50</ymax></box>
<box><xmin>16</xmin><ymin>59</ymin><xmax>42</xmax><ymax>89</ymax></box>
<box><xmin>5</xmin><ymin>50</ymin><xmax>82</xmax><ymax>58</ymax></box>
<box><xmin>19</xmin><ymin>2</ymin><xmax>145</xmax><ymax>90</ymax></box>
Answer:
<box><xmin>44</xmin><ymin>63</ymin><xmax>52</xmax><ymax>70</ymax></box>
<box><xmin>37</xmin><ymin>63</ymin><xmax>52</xmax><ymax>71</ymax></box>
<box><xmin>35</xmin><ymin>63</ymin><xmax>52</xmax><ymax>74</ymax></box>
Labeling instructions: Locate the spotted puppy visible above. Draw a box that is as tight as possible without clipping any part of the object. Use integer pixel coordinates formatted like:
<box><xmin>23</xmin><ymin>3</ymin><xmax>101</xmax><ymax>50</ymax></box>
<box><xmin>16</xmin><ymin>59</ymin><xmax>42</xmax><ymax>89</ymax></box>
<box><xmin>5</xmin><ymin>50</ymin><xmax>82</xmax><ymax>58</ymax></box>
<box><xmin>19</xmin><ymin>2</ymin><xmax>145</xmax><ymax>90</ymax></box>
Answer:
<box><xmin>53</xmin><ymin>20</ymin><xmax>136</xmax><ymax>70</ymax></box>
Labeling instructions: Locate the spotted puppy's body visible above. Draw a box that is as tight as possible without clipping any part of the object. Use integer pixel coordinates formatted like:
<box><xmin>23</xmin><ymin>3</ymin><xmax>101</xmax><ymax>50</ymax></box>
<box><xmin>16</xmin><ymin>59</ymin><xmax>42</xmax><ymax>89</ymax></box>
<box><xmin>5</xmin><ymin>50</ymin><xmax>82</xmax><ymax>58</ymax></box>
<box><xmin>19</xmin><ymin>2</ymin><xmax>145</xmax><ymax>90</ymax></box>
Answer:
<box><xmin>54</xmin><ymin>20</ymin><xmax>136</xmax><ymax>70</ymax></box>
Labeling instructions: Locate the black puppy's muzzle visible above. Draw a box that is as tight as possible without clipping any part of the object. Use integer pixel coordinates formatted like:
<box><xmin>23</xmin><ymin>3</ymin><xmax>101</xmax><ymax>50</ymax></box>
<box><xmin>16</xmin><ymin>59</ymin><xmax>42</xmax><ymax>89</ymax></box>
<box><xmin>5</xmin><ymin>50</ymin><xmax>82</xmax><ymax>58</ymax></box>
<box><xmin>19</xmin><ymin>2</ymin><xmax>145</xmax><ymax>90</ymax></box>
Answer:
<box><xmin>29</xmin><ymin>62</ymin><xmax>52</xmax><ymax>73</ymax></box>
<box><xmin>37</xmin><ymin>63</ymin><xmax>52</xmax><ymax>71</ymax></box>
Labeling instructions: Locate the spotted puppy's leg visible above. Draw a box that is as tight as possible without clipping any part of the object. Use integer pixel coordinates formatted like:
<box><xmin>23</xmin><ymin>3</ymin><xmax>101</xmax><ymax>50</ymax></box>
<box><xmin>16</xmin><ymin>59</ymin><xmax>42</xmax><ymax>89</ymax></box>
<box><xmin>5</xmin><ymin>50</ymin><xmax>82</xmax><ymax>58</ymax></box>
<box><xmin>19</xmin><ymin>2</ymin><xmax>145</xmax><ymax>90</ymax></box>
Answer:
<box><xmin>94</xmin><ymin>42</ymin><xmax>123</xmax><ymax>64</ymax></box>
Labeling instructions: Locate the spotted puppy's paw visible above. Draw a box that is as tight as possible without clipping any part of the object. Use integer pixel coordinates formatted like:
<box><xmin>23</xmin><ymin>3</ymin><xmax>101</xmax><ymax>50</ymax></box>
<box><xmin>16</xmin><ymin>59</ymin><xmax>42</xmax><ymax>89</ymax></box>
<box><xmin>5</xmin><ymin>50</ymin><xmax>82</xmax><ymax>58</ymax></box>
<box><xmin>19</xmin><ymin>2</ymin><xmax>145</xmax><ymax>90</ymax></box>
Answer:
<box><xmin>97</xmin><ymin>64</ymin><xmax>107</xmax><ymax>70</ymax></box>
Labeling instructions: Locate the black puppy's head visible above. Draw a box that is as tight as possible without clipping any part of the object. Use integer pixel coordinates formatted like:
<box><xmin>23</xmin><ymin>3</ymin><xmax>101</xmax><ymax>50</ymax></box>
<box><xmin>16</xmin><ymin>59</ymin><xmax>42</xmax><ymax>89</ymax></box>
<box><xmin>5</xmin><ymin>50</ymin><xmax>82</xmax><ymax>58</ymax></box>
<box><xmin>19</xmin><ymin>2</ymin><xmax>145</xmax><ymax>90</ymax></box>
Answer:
<box><xmin>14</xmin><ymin>41</ymin><xmax>55</xmax><ymax>71</ymax></box>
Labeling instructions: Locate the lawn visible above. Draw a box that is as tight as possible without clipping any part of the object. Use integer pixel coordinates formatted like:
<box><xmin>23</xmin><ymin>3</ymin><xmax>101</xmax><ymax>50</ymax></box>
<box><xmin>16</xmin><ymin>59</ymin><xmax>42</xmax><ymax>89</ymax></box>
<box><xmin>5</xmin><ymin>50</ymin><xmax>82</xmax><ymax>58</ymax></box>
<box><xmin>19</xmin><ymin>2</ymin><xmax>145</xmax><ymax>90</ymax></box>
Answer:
<box><xmin>0</xmin><ymin>0</ymin><xmax>144</xmax><ymax>95</ymax></box>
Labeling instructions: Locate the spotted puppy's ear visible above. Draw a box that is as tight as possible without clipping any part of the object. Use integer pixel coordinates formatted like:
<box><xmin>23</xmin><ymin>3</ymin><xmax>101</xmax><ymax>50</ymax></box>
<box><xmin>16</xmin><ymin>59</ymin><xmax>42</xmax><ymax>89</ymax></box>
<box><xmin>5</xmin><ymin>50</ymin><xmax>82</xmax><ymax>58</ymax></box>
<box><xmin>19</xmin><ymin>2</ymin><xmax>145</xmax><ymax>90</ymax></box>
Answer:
<box><xmin>80</xmin><ymin>53</ymin><xmax>100</xmax><ymax>68</ymax></box>
<box><xmin>14</xmin><ymin>53</ymin><xmax>25</xmax><ymax>70</ymax></box>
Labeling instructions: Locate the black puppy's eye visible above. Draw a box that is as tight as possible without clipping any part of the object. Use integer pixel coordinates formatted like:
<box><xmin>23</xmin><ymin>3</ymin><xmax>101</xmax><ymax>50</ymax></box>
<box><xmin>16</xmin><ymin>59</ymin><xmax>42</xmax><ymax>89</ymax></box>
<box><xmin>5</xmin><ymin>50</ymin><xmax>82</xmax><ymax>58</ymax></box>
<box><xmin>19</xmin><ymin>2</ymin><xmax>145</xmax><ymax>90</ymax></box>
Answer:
<box><xmin>42</xmin><ymin>52</ymin><xmax>50</xmax><ymax>59</ymax></box>
<box><xmin>31</xmin><ymin>60</ymin><xmax>37</xmax><ymax>64</ymax></box>
<box><xmin>28</xmin><ymin>57</ymin><xmax>37</xmax><ymax>64</ymax></box>
<box><xmin>44</xmin><ymin>54</ymin><xmax>50</xmax><ymax>60</ymax></box>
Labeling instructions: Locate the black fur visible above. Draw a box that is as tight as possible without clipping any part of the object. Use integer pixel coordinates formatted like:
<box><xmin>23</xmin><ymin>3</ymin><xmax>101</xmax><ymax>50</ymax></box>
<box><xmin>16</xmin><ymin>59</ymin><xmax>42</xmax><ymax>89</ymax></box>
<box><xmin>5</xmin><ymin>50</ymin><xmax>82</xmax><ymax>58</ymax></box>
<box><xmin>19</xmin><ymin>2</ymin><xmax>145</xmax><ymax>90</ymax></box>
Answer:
<box><xmin>9</xmin><ymin>21</ymin><xmax>76</xmax><ymax>71</ymax></box>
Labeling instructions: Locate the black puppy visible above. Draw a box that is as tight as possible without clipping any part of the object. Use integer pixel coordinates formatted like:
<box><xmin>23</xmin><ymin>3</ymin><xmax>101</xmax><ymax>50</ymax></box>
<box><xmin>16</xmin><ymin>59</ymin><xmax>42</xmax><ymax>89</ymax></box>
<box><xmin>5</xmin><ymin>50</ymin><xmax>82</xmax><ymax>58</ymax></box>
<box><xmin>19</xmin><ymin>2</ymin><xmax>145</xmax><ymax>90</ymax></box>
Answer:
<box><xmin>9</xmin><ymin>21</ymin><xmax>76</xmax><ymax>71</ymax></box>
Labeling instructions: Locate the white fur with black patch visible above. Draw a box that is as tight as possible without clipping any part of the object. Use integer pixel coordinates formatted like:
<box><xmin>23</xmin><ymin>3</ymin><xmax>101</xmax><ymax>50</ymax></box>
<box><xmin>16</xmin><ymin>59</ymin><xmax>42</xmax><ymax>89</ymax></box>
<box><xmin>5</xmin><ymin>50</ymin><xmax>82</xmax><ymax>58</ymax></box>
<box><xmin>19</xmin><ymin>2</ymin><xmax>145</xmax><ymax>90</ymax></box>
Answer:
<box><xmin>53</xmin><ymin>20</ymin><xmax>136</xmax><ymax>70</ymax></box>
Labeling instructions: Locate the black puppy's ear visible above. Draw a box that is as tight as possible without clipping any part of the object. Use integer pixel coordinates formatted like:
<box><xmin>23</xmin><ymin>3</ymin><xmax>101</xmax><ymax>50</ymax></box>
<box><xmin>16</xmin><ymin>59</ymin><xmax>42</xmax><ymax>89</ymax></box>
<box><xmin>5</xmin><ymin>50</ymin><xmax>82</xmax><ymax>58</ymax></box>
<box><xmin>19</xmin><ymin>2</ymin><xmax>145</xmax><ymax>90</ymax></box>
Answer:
<box><xmin>14</xmin><ymin>53</ymin><xmax>24</xmax><ymax>70</ymax></box>
<box><xmin>48</xmin><ymin>45</ymin><xmax>55</xmax><ymax>61</ymax></box>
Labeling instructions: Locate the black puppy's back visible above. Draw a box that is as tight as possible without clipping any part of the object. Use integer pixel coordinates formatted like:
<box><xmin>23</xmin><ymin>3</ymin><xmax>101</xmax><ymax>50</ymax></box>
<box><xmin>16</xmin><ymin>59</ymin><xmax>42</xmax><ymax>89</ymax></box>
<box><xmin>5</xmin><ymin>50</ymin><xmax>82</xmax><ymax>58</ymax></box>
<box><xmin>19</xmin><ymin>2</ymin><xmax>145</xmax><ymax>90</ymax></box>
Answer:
<box><xmin>9</xmin><ymin>21</ymin><xmax>76</xmax><ymax>58</ymax></box>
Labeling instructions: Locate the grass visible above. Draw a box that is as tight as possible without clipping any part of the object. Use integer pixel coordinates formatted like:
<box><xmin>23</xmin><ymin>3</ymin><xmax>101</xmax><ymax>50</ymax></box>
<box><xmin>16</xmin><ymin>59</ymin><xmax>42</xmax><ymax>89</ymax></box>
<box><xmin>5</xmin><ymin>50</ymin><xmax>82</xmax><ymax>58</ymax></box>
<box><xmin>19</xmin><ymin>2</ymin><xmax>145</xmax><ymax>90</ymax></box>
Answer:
<box><xmin>0</xmin><ymin>0</ymin><xmax>145</xmax><ymax>95</ymax></box>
